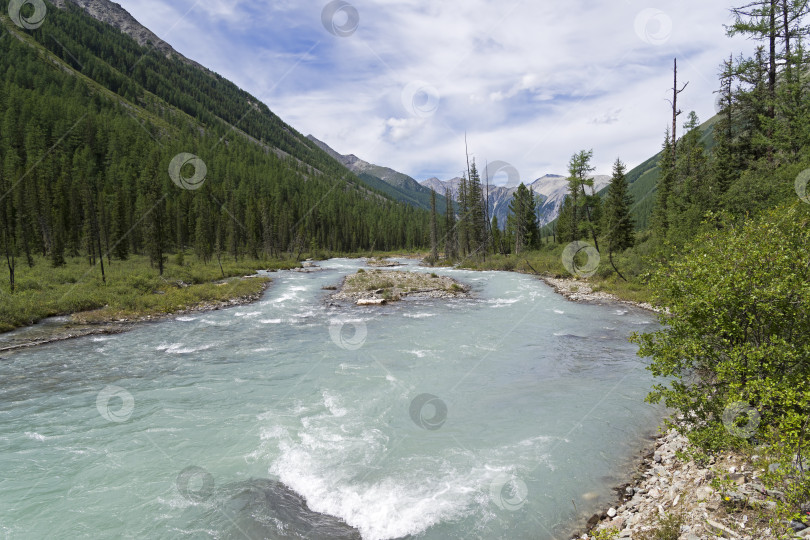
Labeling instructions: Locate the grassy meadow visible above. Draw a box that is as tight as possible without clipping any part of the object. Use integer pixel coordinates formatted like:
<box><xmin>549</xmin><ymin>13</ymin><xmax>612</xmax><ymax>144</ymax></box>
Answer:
<box><xmin>0</xmin><ymin>255</ymin><xmax>299</xmax><ymax>332</ymax></box>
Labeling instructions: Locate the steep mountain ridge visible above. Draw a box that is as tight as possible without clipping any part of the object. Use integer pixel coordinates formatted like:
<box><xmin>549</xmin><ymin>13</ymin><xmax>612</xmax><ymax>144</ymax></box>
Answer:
<box><xmin>52</xmin><ymin>0</ymin><xmax>188</xmax><ymax>63</ymax></box>
<box><xmin>48</xmin><ymin>0</ymin><xmax>431</xmax><ymax>208</ymax></box>
<box><xmin>307</xmin><ymin>135</ymin><xmax>451</xmax><ymax>212</ymax></box>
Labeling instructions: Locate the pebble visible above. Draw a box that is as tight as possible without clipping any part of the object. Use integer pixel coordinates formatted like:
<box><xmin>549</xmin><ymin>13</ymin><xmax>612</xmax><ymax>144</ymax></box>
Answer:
<box><xmin>607</xmin><ymin>507</ymin><xmax>616</xmax><ymax>518</ymax></box>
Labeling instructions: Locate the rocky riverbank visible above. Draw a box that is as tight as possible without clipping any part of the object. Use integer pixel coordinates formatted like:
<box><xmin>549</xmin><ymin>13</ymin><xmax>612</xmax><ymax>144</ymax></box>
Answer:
<box><xmin>331</xmin><ymin>269</ymin><xmax>470</xmax><ymax>305</ymax></box>
<box><xmin>573</xmin><ymin>428</ymin><xmax>808</xmax><ymax>540</ymax></box>
<box><xmin>538</xmin><ymin>275</ymin><xmax>660</xmax><ymax>313</ymax></box>
<box><xmin>540</xmin><ymin>275</ymin><xmax>804</xmax><ymax>539</ymax></box>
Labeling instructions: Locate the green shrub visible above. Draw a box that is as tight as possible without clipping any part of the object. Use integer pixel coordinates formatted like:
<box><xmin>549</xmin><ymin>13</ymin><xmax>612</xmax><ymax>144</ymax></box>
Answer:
<box><xmin>635</xmin><ymin>512</ymin><xmax>683</xmax><ymax>540</ymax></box>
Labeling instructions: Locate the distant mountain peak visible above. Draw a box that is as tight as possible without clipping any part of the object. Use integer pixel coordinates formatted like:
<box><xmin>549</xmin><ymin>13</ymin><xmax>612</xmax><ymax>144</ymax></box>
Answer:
<box><xmin>307</xmin><ymin>135</ymin><xmax>447</xmax><ymax>211</ymax></box>
<box><xmin>419</xmin><ymin>174</ymin><xmax>610</xmax><ymax>227</ymax></box>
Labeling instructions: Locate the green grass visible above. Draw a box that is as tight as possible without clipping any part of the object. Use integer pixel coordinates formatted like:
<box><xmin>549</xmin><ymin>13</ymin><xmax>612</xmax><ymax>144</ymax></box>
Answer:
<box><xmin>0</xmin><ymin>255</ymin><xmax>299</xmax><ymax>332</ymax></box>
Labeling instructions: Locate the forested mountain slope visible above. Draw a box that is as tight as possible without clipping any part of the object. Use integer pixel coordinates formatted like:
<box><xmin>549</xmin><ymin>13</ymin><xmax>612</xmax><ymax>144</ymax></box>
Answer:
<box><xmin>0</xmin><ymin>0</ymin><xmax>430</xmax><ymax>279</ymax></box>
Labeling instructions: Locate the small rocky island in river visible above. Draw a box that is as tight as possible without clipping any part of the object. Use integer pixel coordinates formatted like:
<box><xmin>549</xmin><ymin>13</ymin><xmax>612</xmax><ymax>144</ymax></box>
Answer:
<box><xmin>331</xmin><ymin>269</ymin><xmax>470</xmax><ymax>305</ymax></box>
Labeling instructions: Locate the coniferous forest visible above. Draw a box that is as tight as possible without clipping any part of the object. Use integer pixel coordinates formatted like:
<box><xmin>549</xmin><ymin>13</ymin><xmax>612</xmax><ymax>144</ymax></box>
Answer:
<box><xmin>0</xmin><ymin>0</ymin><xmax>430</xmax><ymax>294</ymax></box>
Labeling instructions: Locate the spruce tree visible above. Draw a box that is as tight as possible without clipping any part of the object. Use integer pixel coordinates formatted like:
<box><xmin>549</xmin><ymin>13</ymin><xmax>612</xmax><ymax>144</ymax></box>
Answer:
<box><xmin>466</xmin><ymin>161</ymin><xmax>487</xmax><ymax>257</ymax></box>
<box><xmin>444</xmin><ymin>187</ymin><xmax>456</xmax><ymax>260</ymax></box>
<box><xmin>652</xmin><ymin>130</ymin><xmax>675</xmax><ymax>239</ymax></box>
<box><xmin>556</xmin><ymin>196</ymin><xmax>576</xmax><ymax>244</ymax></box>
<box><xmin>507</xmin><ymin>183</ymin><xmax>538</xmax><ymax>255</ymax></box>
<box><xmin>429</xmin><ymin>188</ymin><xmax>438</xmax><ymax>264</ymax></box>
<box><xmin>603</xmin><ymin>158</ymin><xmax>635</xmax><ymax>281</ymax></box>
<box><xmin>491</xmin><ymin>215</ymin><xmax>503</xmax><ymax>255</ymax></box>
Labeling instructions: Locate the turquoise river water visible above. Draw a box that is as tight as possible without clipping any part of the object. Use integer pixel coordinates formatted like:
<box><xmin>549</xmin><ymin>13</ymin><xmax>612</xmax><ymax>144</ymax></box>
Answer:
<box><xmin>0</xmin><ymin>258</ymin><xmax>661</xmax><ymax>539</ymax></box>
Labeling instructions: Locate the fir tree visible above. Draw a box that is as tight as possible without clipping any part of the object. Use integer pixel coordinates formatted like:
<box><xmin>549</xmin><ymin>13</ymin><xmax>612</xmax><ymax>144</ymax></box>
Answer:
<box><xmin>444</xmin><ymin>187</ymin><xmax>456</xmax><ymax>260</ymax></box>
<box><xmin>603</xmin><ymin>159</ymin><xmax>635</xmax><ymax>280</ymax></box>
<box><xmin>507</xmin><ymin>183</ymin><xmax>538</xmax><ymax>255</ymax></box>
<box><xmin>429</xmin><ymin>188</ymin><xmax>438</xmax><ymax>264</ymax></box>
<box><xmin>652</xmin><ymin>130</ymin><xmax>675</xmax><ymax>239</ymax></box>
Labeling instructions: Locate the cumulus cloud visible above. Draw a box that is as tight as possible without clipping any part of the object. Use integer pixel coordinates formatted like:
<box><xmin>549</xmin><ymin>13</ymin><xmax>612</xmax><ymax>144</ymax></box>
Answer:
<box><xmin>118</xmin><ymin>0</ymin><xmax>754</xmax><ymax>179</ymax></box>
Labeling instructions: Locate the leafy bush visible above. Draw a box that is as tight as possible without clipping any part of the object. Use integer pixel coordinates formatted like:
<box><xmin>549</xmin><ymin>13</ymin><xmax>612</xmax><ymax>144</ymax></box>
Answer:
<box><xmin>591</xmin><ymin>527</ymin><xmax>620</xmax><ymax>540</ymax></box>
<box><xmin>632</xmin><ymin>203</ymin><xmax>810</xmax><ymax>510</ymax></box>
<box><xmin>634</xmin><ymin>512</ymin><xmax>683</xmax><ymax>540</ymax></box>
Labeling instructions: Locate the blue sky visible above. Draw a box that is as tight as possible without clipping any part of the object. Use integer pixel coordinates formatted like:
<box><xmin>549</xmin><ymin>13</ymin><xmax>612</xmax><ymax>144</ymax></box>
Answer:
<box><xmin>116</xmin><ymin>0</ymin><xmax>754</xmax><ymax>183</ymax></box>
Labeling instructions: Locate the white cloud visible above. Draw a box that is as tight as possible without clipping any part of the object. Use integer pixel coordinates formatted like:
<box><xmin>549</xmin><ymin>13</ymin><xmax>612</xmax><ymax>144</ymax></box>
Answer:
<box><xmin>117</xmin><ymin>0</ymin><xmax>755</xmax><ymax>180</ymax></box>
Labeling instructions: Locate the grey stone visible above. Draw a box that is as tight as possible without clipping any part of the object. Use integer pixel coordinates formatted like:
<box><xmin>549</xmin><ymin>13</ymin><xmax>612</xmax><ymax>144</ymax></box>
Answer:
<box><xmin>748</xmin><ymin>499</ymin><xmax>777</xmax><ymax>510</ymax></box>
<box><xmin>705</xmin><ymin>518</ymin><xmax>740</xmax><ymax>538</ymax></box>
<box><xmin>730</xmin><ymin>472</ymin><xmax>746</xmax><ymax>485</ymax></box>
<box><xmin>766</xmin><ymin>488</ymin><xmax>786</xmax><ymax>501</ymax></box>
<box><xmin>749</xmin><ymin>482</ymin><xmax>767</xmax><ymax>494</ymax></box>
<box><xmin>786</xmin><ymin>520</ymin><xmax>807</xmax><ymax>532</ymax></box>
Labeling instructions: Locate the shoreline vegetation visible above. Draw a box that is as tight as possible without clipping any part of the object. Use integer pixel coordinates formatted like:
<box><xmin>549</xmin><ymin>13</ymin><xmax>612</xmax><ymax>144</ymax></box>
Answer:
<box><xmin>0</xmin><ymin>254</ymin><xmax>301</xmax><ymax>347</ymax></box>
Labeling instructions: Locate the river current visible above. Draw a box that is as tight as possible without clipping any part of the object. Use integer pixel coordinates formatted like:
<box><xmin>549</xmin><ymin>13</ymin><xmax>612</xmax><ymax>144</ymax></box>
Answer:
<box><xmin>0</xmin><ymin>258</ymin><xmax>661</xmax><ymax>539</ymax></box>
